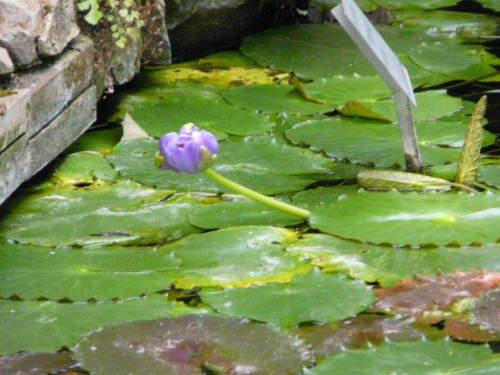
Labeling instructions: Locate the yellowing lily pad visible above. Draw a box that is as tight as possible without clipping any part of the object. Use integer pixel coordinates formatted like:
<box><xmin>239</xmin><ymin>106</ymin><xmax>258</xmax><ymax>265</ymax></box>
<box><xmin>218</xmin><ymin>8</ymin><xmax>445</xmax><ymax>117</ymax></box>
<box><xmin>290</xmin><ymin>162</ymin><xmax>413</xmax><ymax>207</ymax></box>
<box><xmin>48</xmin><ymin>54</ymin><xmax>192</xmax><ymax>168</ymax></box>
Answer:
<box><xmin>286</xmin><ymin>234</ymin><xmax>500</xmax><ymax>287</ymax></box>
<box><xmin>310</xmin><ymin>190</ymin><xmax>500</xmax><ymax>246</ymax></box>
<box><xmin>200</xmin><ymin>269</ymin><xmax>375</xmax><ymax>328</ymax></box>
<box><xmin>161</xmin><ymin>226</ymin><xmax>312</xmax><ymax>289</ymax></box>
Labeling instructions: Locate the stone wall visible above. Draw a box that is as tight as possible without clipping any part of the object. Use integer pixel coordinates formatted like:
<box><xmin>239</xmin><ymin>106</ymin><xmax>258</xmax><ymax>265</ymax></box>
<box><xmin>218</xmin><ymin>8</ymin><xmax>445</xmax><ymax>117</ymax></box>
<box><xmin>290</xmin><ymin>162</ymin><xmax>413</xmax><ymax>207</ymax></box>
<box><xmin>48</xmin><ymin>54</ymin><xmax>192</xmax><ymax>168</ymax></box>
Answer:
<box><xmin>0</xmin><ymin>0</ymin><xmax>302</xmax><ymax>205</ymax></box>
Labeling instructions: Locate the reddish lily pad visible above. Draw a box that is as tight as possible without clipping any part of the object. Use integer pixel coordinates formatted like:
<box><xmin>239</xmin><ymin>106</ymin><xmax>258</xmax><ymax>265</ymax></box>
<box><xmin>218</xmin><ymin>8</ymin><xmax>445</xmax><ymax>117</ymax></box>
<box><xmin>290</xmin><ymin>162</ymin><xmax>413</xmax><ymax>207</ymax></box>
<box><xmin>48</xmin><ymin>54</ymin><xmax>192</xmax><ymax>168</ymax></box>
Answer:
<box><xmin>295</xmin><ymin>314</ymin><xmax>444</xmax><ymax>361</ymax></box>
<box><xmin>445</xmin><ymin>289</ymin><xmax>500</xmax><ymax>342</ymax></box>
<box><xmin>0</xmin><ymin>351</ymin><xmax>75</xmax><ymax>375</ymax></box>
<box><xmin>73</xmin><ymin>315</ymin><xmax>314</xmax><ymax>375</ymax></box>
<box><xmin>371</xmin><ymin>271</ymin><xmax>500</xmax><ymax>324</ymax></box>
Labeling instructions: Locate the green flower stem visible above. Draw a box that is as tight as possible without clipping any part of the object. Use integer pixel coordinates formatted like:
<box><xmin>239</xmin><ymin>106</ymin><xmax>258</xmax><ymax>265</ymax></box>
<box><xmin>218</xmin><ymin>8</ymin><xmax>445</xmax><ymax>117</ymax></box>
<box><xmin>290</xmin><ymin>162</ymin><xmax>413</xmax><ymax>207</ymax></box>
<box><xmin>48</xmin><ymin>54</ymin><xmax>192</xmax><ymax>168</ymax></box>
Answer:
<box><xmin>203</xmin><ymin>168</ymin><xmax>310</xmax><ymax>220</ymax></box>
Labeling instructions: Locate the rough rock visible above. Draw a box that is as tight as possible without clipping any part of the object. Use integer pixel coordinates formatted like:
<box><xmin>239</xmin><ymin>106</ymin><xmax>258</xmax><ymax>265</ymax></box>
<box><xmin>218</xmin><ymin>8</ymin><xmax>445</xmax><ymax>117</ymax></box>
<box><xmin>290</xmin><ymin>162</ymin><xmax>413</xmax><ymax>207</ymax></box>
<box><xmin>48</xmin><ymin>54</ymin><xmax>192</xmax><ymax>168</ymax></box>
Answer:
<box><xmin>0</xmin><ymin>0</ymin><xmax>43</xmax><ymax>67</ymax></box>
<box><xmin>110</xmin><ymin>36</ymin><xmax>143</xmax><ymax>85</ymax></box>
<box><xmin>0</xmin><ymin>47</ymin><xmax>14</xmax><ymax>76</ymax></box>
<box><xmin>37</xmin><ymin>0</ymin><xmax>80</xmax><ymax>57</ymax></box>
<box><xmin>141</xmin><ymin>0</ymin><xmax>172</xmax><ymax>65</ymax></box>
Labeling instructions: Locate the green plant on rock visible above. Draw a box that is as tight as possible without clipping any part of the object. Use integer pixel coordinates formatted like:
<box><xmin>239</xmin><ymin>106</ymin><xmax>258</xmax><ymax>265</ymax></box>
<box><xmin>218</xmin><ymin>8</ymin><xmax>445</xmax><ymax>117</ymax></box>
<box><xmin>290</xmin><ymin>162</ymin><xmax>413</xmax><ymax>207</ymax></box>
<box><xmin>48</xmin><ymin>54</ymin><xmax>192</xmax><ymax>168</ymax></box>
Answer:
<box><xmin>76</xmin><ymin>0</ymin><xmax>144</xmax><ymax>48</ymax></box>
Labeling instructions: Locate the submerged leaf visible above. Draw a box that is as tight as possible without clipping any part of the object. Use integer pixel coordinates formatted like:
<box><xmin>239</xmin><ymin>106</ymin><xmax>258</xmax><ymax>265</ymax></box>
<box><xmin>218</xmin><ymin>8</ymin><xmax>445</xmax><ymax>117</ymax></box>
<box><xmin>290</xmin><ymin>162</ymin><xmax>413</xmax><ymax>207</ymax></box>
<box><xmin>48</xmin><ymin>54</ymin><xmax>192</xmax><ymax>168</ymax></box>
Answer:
<box><xmin>73</xmin><ymin>315</ymin><xmax>314</xmax><ymax>375</ymax></box>
<box><xmin>455</xmin><ymin>96</ymin><xmax>487</xmax><ymax>186</ymax></box>
<box><xmin>0</xmin><ymin>352</ymin><xmax>75</xmax><ymax>375</ymax></box>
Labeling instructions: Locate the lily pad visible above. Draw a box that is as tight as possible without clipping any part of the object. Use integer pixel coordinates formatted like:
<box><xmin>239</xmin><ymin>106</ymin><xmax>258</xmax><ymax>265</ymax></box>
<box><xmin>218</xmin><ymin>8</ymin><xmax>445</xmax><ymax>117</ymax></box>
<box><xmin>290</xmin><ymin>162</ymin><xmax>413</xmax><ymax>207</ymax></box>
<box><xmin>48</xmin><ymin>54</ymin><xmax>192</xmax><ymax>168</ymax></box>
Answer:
<box><xmin>161</xmin><ymin>226</ymin><xmax>312</xmax><ymax>289</ymax></box>
<box><xmin>0</xmin><ymin>180</ymin><xmax>201</xmax><ymax>247</ymax></box>
<box><xmin>305</xmin><ymin>339</ymin><xmax>492</xmax><ymax>375</ymax></box>
<box><xmin>0</xmin><ymin>242</ymin><xmax>180</xmax><ymax>301</ymax></box>
<box><xmin>240</xmin><ymin>24</ymin><xmax>468</xmax><ymax>87</ymax></box>
<box><xmin>73</xmin><ymin>315</ymin><xmax>314</xmax><ymax>375</ymax></box>
<box><xmin>409</xmin><ymin>43</ymin><xmax>500</xmax><ymax>82</ymax></box>
<box><xmin>303</xmin><ymin>77</ymin><xmax>463</xmax><ymax>122</ymax></box>
<box><xmin>285</xmin><ymin>117</ymin><xmax>471</xmax><ymax>168</ymax></box>
<box><xmin>221</xmin><ymin>84</ymin><xmax>331</xmax><ymax>115</ymax></box>
<box><xmin>200</xmin><ymin>269</ymin><xmax>375</xmax><ymax>328</ymax></box>
<box><xmin>0</xmin><ymin>294</ymin><xmax>193</xmax><ymax>355</ymax></box>
<box><xmin>295</xmin><ymin>314</ymin><xmax>444</xmax><ymax>360</ymax></box>
<box><xmin>372</xmin><ymin>0</ymin><xmax>460</xmax><ymax>9</ymax></box>
<box><xmin>310</xmin><ymin>190</ymin><xmax>500</xmax><ymax>246</ymax></box>
<box><xmin>52</xmin><ymin>152</ymin><xmax>119</xmax><ymax>185</ymax></box>
<box><xmin>371</xmin><ymin>271</ymin><xmax>500</xmax><ymax>324</ymax></box>
<box><xmin>0</xmin><ymin>351</ymin><xmax>75</xmax><ymax>375</ymax></box>
<box><xmin>188</xmin><ymin>199</ymin><xmax>303</xmax><ymax>229</ymax></box>
<box><xmin>390</xmin><ymin>10</ymin><xmax>500</xmax><ymax>38</ymax></box>
<box><xmin>108</xmin><ymin>138</ymin><xmax>333</xmax><ymax>195</ymax></box>
<box><xmin>64</xmin><ymin>127</ymin><xmax>122</xmax><ymax>154</ymax></box>
<box><xmin>453</xmin><ymin>354</ymin><xmax>500</xmax><ymax>374</ymax></box>
<box><xmin>112</xmin><ymin>83</ymin><xmax>273</xmax><ymax>137</ymax></box>
<box><xmin>286</xmin><ymin>234</ymin><xmax>500</xmax><ymax>287</ymax></box>
<box><xmin>479</xmin><ymin>0</ymin><xmax>500</xmax><ymax>11</ymax></box>
<box><xmin>292</xmin><ymin>186</ymin><xmax>361</xmax><ymax>210</ymax></box>
<box><xmin>479</xmin><ymin>165</ymin><xmax>500</xmax><ymax>189</ymax></box>
<box><xmin>446</xmin><ymin>289</ymin><xmax>500</xmax><ymax>342</ymax></box>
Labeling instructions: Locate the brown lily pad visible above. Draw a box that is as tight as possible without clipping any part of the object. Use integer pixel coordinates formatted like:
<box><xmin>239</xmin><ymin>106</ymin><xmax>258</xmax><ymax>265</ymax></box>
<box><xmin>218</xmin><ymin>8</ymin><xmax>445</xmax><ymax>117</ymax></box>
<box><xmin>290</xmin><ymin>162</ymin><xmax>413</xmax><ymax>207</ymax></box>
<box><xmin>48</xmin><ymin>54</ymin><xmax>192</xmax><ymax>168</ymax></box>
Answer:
<box><xmin>371</xmin><ymin>271</ymin><xmax>500</xmax><ymax>324</ymax></box>
<box><xmin>73</xmin><ymin>314</ymin><xmax>314</xmax><ymax>375</ymax></box>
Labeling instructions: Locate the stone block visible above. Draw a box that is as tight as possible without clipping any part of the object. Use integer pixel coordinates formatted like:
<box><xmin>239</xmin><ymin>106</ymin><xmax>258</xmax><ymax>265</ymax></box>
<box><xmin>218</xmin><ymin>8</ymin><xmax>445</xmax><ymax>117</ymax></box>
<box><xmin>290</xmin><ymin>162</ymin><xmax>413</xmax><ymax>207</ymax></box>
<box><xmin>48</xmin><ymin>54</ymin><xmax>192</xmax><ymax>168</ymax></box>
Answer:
<box><xmin>0</xmin><ymin>88</ymin><xmax>30</xmax><ymax>151</ymax></box>
<box><xmin>16</xmin><ymin>35</ymin><xmax>94</xmax><ymax>135</ymax></box>
<box><xmin>0</xmin><ymin>85</ymin><xmax>96</xmax><ymax>205</ymax></box>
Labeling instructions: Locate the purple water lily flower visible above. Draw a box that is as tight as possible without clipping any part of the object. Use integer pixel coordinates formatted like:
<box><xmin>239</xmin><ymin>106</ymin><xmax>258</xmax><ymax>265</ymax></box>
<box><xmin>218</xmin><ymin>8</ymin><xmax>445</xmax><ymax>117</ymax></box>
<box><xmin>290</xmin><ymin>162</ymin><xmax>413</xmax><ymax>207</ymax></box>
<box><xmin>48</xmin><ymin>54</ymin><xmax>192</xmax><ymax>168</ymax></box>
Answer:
<box><xmin>158</xmin><ymin>123</ymin><xmax>219</xmax><ymax>174</ymax></box>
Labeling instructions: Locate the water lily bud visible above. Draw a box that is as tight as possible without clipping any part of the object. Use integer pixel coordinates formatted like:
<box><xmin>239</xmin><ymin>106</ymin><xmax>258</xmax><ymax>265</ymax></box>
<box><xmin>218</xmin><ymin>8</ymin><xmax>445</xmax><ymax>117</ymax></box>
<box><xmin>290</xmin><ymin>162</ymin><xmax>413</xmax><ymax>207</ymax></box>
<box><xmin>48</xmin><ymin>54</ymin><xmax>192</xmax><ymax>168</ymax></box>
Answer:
<box><xmin>158</xmin><ymin>123</ymin><xmax>218</xmax><ymax>174</ymax></box>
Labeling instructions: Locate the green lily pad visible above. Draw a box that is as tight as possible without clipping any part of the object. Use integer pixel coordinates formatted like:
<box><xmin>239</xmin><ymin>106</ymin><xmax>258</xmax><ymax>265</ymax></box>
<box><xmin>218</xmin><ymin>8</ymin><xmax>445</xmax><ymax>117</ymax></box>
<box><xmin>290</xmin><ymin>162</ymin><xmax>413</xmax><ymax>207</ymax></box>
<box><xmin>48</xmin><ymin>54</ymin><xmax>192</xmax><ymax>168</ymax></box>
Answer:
<box><xmin>304</xmin><ymin>78</ymin><xmax>462</xmax><ymax>122</ymax></box>
<box><xmin>305</xmin><ymin>339</ymin><xmax>492</xmax><ymax>375</ymax></box>
<box><xmin>52</xmin><ymin>152</ymin><xmax>119</xmax><ymax>185</ymax></box>
<box><xmin>310</xmin><ymin>190</ymin><xmax>500</xmax><ymax>246</ymax></box>
<box><xmin>108</xmin><ymin>138</ymin><xmax>333</xmax><ymax>195</ymax></box>
<box><xmin>240</xmin><ymin>24</ymin><xmax>467</xmax><ymax>87</ymax></box>
<box><xmin>479</xmin><ymin>165</ymin><xmax>500</xmax><ymax>189</ymax></box>
<box><xmin>0</xmin><ymin>180</ymin><xmax>201</xmax><ymax>247</ymax></box>
<box><xmin>409</xmin><ymin>43</ymin><xmax>500</xmax><ymax>82</ymax></box>
<box><xmin>0</xmin><ymin>294</ymin><xmax>196</xmax><ymax>355</ymax></box>
<box><xmin>286</xmin><ymin>234</ymin><xmax>500</xmax><ymax>287</ymax></box>
<box><xmin>221</xmin><ymin>84</ymin><xmax>331</xmax><ymax>115</ymax></box>
<box><xmin>453</xmin><ymin>354</ymin><xmax>500</xmax><ymax>374</ymax></box>
<box><xmin>295</xmin><ymin>314</ymin><xmax>445</xmax><ymax>360</ymax></box>
<box><xmin>479</xmin><ymin>0</ymin><xmax>500</xmax><ymax>11</ymax></box>
<box><xmin>310</xmin><ymin>0</ymin><xmax>377</xmax><ymax>12</ymax></box>
<box><xmin>200</xmin><ymin>269</ymin><xmax>375</xmax><ymax>328</ymax></box>
<box><xmin>372</xmin><ymin>0</ymin><xmax>460</xmax><ymax>9</ymax></box>
<box><xmin>64</xmin><ymin>127</ymin><xmax>122</xmax><ymax>154</ymax></box>
<box><xmin>390</xmin><ymin>10</ymin><xmax>500</xmax><ymax>38</ymax></box>
<box><xmin>112</xmin><ymin>83</ymin><xmax>273</xmax><ymax>137</ymax></box>
<box><xmin>161</xmin><ymin>226</ymin><xmax>312</xmax><ymax>289</ymax></box>
<box><xmin>0</xmin><ymin>351</ymin><xmax>75</xmax><ymax>375</ymax></box>
<box><xmin>73</xmin><ymin>315</ymin><xmax>314</xmax><ymax>375</ymax></box>
<box><xmin>292</xmin><ymin>186</ymin><xmax>361</xmax><ymax>210</ymax></box>
<box><xmin>0</xmin><ymin>242</ymin><xmax>180</xmax><ymax>301</ymax></box>
<box><xmin>285</xmin><ymin>117</ymin><xmax>468</xmax><ymax>168</ymax></box>
<box><xmin>188</xmin><ymin>199</ymin><xmax>303</xmax><ymax>229</ymax></box>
